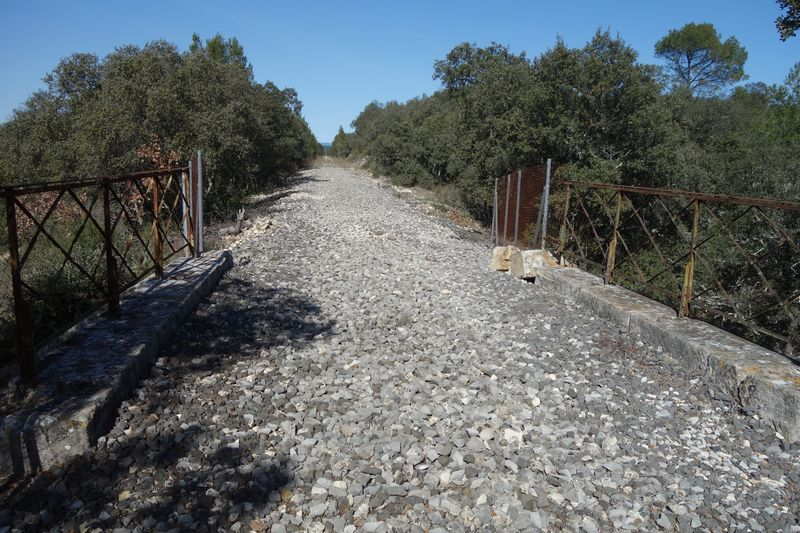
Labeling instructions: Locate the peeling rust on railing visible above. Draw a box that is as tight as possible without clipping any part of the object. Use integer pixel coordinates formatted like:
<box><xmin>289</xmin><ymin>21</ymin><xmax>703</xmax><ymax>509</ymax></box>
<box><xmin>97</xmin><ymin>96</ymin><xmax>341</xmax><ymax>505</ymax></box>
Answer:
<box><xmin>3</xmin><ymin>157</ymin><xmax>204</xmax><ymax>385</ymax></box>
<box><xmin>551</xmin><ymin>179</ymin><xmax>800</xmax><ymax>358</ymax></box>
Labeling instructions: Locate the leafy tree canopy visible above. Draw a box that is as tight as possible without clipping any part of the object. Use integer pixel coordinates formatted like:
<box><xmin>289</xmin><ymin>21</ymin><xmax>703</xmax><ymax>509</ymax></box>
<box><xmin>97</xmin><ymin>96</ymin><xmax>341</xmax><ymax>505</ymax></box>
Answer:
<box><xmin>776</xmin><ymin>0</ymin><xmax>800</xmax><ymax>40</ymax></box>
<box><xmin>330</xmin><ymin>126</ymin><xmax>352</xmax><ymax>158</ymax></box>
<box><xmin>345</xmin><ymin>30</ymin><xmax>799</xmax><ymax>224</ymax></box>
<box><xmin>655</xmin><ymin>23</ymin><xmax>747</xmax><ymax>95</ymax></box>
<box><xmin>0</xmin><ymin>34</ymin><xmax>321</xmax><ymax>217</ymax></box>
<box><xmin>190</xmin><ymin>33</ymin><xmax>251</xmax><ymax>74</ymax></box>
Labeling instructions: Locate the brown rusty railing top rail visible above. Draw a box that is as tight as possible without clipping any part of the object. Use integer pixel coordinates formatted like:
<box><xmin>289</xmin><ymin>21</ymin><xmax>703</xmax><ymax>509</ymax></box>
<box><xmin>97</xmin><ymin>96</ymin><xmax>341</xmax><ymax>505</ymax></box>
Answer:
<box><xmin>559</xmin><ymin>180</ymin><xmax>800</xmax><ymax>212</ymax></box>
<box><xmin>3</xmin><ymin>153</ymin><xmax>204</xmax><ymax>385</ymax></box>
<box><xmin>551</xmin><ymin>178</ymin><xmax>800</xmax><ymax>359</ymax></box>
<box><xmin>0</xmin><ymin>167</ymin><xmax>190</xmax><ymax>196</ymax></box>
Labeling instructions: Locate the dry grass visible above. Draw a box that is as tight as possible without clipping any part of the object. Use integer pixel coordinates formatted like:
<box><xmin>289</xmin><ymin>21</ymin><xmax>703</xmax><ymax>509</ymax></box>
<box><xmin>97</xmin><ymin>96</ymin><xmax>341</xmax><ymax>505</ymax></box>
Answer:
<box><xmin>312</xmin><ymin>156</ymin><xmax>364</xmax><ymax>169</ymax></box>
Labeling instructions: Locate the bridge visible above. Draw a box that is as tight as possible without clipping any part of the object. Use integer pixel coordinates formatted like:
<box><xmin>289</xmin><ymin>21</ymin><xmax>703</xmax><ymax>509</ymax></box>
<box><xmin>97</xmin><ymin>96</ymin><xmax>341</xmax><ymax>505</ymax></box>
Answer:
<box><xmin>1</xmin><ymin>163</ymin><xmax>799</xmax><ymax>531</ymax></box>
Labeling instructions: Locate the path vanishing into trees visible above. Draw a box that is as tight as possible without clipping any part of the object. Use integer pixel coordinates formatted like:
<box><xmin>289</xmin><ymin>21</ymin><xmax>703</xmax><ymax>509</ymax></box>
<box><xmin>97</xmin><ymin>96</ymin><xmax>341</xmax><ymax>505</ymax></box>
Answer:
<box><xmin>4</xmin><ymin>162</ymin><xmax>800</xmax><ymax>532</ymax></box>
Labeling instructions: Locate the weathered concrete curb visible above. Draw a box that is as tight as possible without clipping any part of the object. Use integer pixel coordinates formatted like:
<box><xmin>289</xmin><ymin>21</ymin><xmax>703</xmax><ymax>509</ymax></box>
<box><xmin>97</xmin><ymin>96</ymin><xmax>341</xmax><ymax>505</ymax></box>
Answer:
<box><xmin>533</xmin><ymin>266</ymin><xmax>800</xmax><ymax>443</ymax></box>
<box><xmin>1</xmin><ymin>250</ymin><xmax>233</xmax><ymax>479</ymax></box>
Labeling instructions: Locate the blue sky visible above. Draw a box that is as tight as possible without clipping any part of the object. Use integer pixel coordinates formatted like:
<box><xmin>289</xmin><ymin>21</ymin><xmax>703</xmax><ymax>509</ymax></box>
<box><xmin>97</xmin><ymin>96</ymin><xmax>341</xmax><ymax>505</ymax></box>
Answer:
<box><xmin>1</xmin><ymin>0</ymin><xmax>798</xmax><ymax>143</ymax></box>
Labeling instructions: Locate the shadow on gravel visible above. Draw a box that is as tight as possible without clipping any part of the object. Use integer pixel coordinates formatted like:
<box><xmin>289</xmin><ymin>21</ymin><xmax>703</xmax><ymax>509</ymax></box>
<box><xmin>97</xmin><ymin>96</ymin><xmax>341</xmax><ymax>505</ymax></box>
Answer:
<box><xmin>1</xmin><ymin>275</ymin><xmax>333</xmax><ymax>531</ymax></box>
<box><xmin>5</xmin><ymin>426</ymin><xmax>293</xmax><ymax>532</ymax></box>
<box><xmin>167</xmin><ymin>276</ymin><xmax>336</xmax><ymax>367</ymax></box>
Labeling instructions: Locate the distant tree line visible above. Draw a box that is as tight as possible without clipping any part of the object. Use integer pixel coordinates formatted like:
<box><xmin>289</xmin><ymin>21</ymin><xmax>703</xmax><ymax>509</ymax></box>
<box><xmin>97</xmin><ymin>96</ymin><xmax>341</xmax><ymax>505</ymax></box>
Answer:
<box><xmin>0</xmin><ymin>34</ymin><xmax>322</xmax><ymax>217</ymax></box>
<box><xmin>334</xmin><ymin>25</ymin><xmax>800</xmax><ymax>222</ymax></box>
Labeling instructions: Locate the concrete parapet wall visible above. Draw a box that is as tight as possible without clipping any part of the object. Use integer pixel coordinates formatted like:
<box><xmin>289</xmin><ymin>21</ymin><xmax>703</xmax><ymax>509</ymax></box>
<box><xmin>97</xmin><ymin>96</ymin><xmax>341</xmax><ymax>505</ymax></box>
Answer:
<box><xmin>1</xmin><ymin>250</ymin><xmax>233</xmax><ymax>480</ymax></box>
<box><xmin>534</xmin><ymin>266</ymin><xmax>800</xmax><ymax>443</ymax></box>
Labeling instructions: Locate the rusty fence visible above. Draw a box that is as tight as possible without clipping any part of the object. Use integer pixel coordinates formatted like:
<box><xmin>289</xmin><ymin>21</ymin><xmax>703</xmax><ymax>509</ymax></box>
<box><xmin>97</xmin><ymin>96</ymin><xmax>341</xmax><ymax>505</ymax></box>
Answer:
<box><xmin>545</xmin><ymin>179</ymin><xmax>800</xmax><ymax>358</ymax></box>
<box><xmin>1</xmin><ymin>152</ymin><xmax>205</xmax><ymax>384</ymax></box>
<box><xmin>492</xmin><ymin>161</ymin><xmax>553</xmax><ymax>248</ymax></box>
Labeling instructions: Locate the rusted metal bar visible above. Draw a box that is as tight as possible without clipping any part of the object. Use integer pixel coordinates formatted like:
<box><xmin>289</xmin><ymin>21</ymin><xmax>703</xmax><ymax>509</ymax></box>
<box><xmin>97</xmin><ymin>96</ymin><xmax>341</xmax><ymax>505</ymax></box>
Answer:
<box><xmin>704</xmin><ymin>206</ymin><xmax>800</xmax><ymax>328</ymax></box>
<box><xmin>102</xmin><ymin>179</ymin><xmax>119</xmax><ymax>313</ymax></box>
<box><xmin>574</xmin><ymin>189</ymin><xmax>607</xmax><ymax>259</ymax></box>
<box><xmin>560</xmin><ymin>180</ymin><xmax>800</xmax><ymax>212</ymax></box>
<box><xmin>152</xmin><ymin>177</ymin><xmax>163</xmax><ymax>279</ymax></box>
<box><xmin>503</xmin><ymin>173</ymin><xmax>511</xmax><ymax>246</ymax></box>
<box><xmin>52</xmin><ymin>190</ymin><xmax>100</xmax><ymax>279</ymax></box>
<box><xmin>182</xmin><ymin>169</ymin><xmax>195</xmax><ymax>257</ymax></box>
<box><xmin>491</xmin><ymin>177</ymin><xmax>498</xmax><ymax>246</ymax></box>
<box><xmin>754</xmin><ymin>207</ymin><xmax>800</xmax><ymax>253</ymax></box>
<box><xmin>18</xmin><ymin>190</ymin><xmax>66</xmax><ymax>270</ymax></box>
<box><xmin>13</xmin><ymin>197</ymin><xmax>107</xmax><ymax>293</ymax></box>
<box><xmin>5</xmin><ymin>193</ymin><xmax>35</xmax><ymax>384</ymax></box>
<box><xmin>514</xmin><ymin>169</ymin><xmax>522</xmax><ymax>244</ymax></box>
<box><xmin>0</xmin><ymin>167</ymin><xmax>190</xmax><ymax>196</ymax></box>
<box><xmin>679</xmin><ymin>199</ymin><xmax>702</xmax><ymax>317</ymax></box>
<box><xmin>540</xmin><ymin>159</ymin><xmax>552</xmax><ymax>250</ymax></box>
<box><xmin>605</xmin><ymin>191</ymin><xmax>624</xmax><ymax>284</ymax></box>
<box><xmin>196</xmin><ymin>151</ymin><xmax>204</xmax><ymax>256</ymax></box>
<box><xmin>558</xmin><ymin>184</ymin><xmax>572</xmax><ymax>256</ymax></box>
<box><xmin>190</xmin><ymin>153</ymin><xmax>205</xmax><ymax>258</ymax></box>
<box><xmin>106</xmin><ymin>184</ymin><xmax>161</xmax><ymax>271</ymax></box>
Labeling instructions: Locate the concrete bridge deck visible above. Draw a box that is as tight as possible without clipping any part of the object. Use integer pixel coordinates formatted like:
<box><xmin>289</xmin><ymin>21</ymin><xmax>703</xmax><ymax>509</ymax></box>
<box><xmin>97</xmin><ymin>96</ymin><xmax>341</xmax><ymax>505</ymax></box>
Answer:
<box><xmin>2</xmin><ymin>165</ymin><xmax>799</xmax><ymax>532</ymax></box>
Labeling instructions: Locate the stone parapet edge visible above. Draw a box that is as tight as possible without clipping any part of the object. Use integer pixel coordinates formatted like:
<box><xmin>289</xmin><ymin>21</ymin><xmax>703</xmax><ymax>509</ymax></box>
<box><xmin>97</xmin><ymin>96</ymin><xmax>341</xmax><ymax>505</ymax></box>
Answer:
<box><xmin>533</xmin><ymin>266</ymin><xmax>800</xmax><ymax>443</ymax></box>
<box><xmin>1</xmin><ymin>250</ymin><xmax>233</xmax><ymax>479</ymax></box>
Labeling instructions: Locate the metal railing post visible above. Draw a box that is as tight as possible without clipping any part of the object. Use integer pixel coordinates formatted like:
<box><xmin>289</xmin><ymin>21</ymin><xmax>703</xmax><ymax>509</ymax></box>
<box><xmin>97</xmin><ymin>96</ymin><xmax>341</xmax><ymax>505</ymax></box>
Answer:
<box><xmin>540</xmin><ymin>158</ymin><xmax>552</xmax><ymax>250</ymax></box>
<box><xmin>605</xmin><ymin>191</ymin><xmax>623</xmax><ymax>284</ymax></box>
<box><xmin>503</xmin><ymin>173</ymin><xmax>511</xmax><ymax>245</ymax></box>
<box><xmin>102</xmin><ymin>179</ymin><xmax>119</xmax><ymax>313</ymax></box>
<box><xmin>558</xmin><ymin>184</ymin><xmax>572</xmax><ymax>257</ymax></box>
<box><xmin>152</xmin><ymin>177</ymin><xmax>163</xmax><ymax>278</ymax></box>
<box><xmin>5</xmin><ymin>192</ymin><xmax>35</xmax><ymax>384</ymax></box>
<box><xmin>492</xmin><ymin>178</ymin><xmax>498</xmax><ymax>246</ymax></box>
<box><xmin>191</xmin><ymin>150</ymin><xmax>204</xmax><ymax>258</ymax></box>
<box><xmin>680</xmin><ymin>199</ymin><xmax>702</xmax><ymax>317</ymax></box>
<box><xmin>514</xmin><ymin>169</ymin><xmax>522</xmax><ymax>245</ymax></box>
<box><xmin>181</xmin><ymin>168</ymin><xmax>194</xmax><ymax>257</ymax></box>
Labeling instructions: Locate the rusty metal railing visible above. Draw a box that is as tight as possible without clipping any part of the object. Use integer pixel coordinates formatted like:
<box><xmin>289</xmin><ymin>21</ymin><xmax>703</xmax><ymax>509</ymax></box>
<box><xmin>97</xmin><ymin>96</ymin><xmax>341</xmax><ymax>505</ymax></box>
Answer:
<box><xmin>2</xmin><ymin>152</ymin><xmax>205</xmax><ymax>384</ymax></box>
<box><xmin>548</xmin><ymin>180</ymin><xmax>800</xmax><ymax>359</ymax></box>
<box><xmin>492</xmin><ymin>162</ymin><xmax>553</xmax><ymax>248</ymax></box>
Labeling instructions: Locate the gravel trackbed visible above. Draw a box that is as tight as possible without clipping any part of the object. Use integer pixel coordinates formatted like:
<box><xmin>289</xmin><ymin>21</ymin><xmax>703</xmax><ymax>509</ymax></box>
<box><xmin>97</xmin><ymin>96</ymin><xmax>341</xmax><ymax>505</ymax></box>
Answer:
<box><xmin>2</xmin><ymin>165</ymin><xmax>799</xmax><ymax>532</ymax></box>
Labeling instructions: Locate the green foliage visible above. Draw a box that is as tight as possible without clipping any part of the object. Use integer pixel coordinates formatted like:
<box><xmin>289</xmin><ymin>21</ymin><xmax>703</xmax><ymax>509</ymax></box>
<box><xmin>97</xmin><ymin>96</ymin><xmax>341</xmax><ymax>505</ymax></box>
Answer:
<box><xmin>350</xmin><ymin>32</ymin><xmax>681</xmax><ymax>222</ymax></box>
<box><xmin>330</xmin><ymin>126</ymin><xmax>353</xmax><ymax>158</ymax></box>
<box><xmin>344</xmin><ymin>31</ymin><xmax>800</xmax><ymax>355</ymax></box>
<box><xmin>777</xmin><ymin>0</ymin><xmax>800</xmax><ymax>40</ymax></box>
<box><xmin>0</xmin><ymin>34</ymin><xmax>321</xmax><ymax>218</ymax></box>
<box><xmin>655</xmin><ymin>23</ymin><xmax>748</xmax><ymax>95</ymax></box>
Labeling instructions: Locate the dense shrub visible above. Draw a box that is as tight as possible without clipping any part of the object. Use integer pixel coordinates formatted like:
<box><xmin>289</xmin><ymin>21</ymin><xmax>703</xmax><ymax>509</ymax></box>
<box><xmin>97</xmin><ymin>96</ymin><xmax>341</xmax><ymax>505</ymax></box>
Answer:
<box><xmin>0</xmin><ymin>34</ymin><xmax>322</xmax><ymax>219</ymax></box>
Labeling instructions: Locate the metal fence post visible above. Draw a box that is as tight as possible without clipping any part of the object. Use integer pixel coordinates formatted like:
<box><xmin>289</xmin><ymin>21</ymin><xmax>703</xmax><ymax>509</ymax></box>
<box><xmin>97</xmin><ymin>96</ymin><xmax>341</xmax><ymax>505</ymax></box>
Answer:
<box><xmin>680</xmin><ymin>199</ymin><xmax>702</xmax><ymax>317</ymax></box>
<box><xmin>194</xmin><ymin>150</ymin><xmax>204</xmax><ymax>257</ymax></box>
<box><xmin>102</xmin><ymin>179</ymin><xmax>119</xmax><ymax>313</ymax></box>
<box><xmin>558</xmin><ymin>184</ymin><xmax>572</xmax><ymax>256</ymax></box>
<box><xmin>604</xmin><ymin>191</ymin><xmax>623</xmax><ymax>284</ymax></box>
<box><xmin>492</xmin><ymin>178</ymin><xmax>498</xmax><ymax>246</ymax></box>
<box><xmin>540</xmin><ymin>158</ymin><xmax>552</xmax><ymax>250</ymax></box>
<box><xmin>152</xmin><ymin>177</ymin><xmax>163</xmax><ymax>278</ymax></box>
<box><xmin>503</xmin><ymin>173</ymin><xmax>511</xmax><ymax>245</ymax></box>
<box><xmin>181</xmin><ymin>168</ymin><xmax>194</xmax><ymax>257</ymax></box>
<box><xmin>514</xmin><ymin>169</ymin><xmax>522</xmax><ymax>244</ymax></box>
<box><xmin>5</xmin><ymin>192</ymin><xmax>35</xmax><ymax>384</ymax></box>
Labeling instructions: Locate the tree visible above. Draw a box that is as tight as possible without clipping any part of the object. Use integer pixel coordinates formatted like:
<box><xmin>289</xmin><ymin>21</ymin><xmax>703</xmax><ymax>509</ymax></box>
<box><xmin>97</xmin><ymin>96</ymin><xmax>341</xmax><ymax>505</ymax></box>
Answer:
<box><xmin>43</xmin><ymin>53</ymin><xmax>101</xmax><ymax>105</ymax></box>
<box><xmin>655</xmin><ymin>23</ymin><xmax>747</xmax><ymax>95</ymax></box>
<box><xmin>330</xmin><ymin>126</ymin><xmax>352</xmax><ymax>158</ymax></box>
<box><xmin>0</xmin><ymin>34</ymin><xmax>320</xmax><ymax>216</ymax></box>
<box><xmin>776</xmin><ymin>0</ymin><xmax>800</xmax><ymax>40</ymax></box>
<box><xmin>189</xmin><ymin>33</ymin><xmax>252</xmax><ymax>76</ymax></box>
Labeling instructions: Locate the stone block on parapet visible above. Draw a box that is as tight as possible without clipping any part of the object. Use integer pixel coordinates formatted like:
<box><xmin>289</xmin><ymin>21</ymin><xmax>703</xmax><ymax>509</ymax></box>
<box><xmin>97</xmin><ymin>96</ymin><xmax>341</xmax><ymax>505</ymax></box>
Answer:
<box><xmin>489</xmin><ymin>246</ymin><xmax>520</xmax><ymax>271</ymax></box>
<box><xmin>508</xmin><ymin>249</ymin><xmax>559</xmax><ymax>280</ymax></box>
<box><xmin>534</xmin><ymin>266</ymin><xmax>800</xmax><ymax>444</ymax></box>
